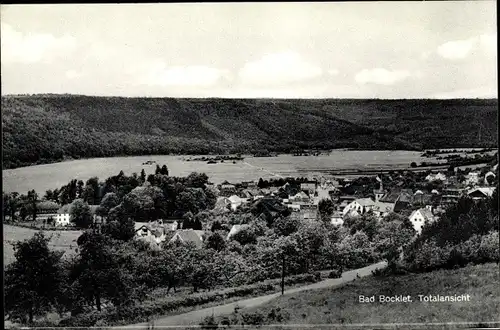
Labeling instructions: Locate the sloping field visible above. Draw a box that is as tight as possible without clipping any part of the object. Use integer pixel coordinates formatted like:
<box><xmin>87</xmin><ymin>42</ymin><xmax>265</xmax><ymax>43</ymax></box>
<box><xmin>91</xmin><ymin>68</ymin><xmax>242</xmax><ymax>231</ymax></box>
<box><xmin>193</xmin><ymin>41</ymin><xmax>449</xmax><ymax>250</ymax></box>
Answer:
<box><xmin>3</xmin><ymin>224</ymin><xmax>82</xmax><ymax>265</ymax></box>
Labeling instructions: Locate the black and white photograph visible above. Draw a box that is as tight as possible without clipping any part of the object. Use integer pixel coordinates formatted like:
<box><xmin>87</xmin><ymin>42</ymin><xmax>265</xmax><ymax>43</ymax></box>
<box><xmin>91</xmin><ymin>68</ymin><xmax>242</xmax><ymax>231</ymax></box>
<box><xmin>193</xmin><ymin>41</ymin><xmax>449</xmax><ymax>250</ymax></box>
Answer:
<box><xmin>1</xmin><ymin>1</ymin><xmax>499</xmax><ymax>329</ymax></box>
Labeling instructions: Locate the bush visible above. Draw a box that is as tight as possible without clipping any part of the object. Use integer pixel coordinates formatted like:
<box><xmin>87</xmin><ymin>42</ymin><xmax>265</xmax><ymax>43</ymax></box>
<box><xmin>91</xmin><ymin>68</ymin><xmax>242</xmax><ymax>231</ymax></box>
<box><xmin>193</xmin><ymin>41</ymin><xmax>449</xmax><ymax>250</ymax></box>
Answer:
<box><xmin>241</xmin><ymin>311</ymin><xmax>265</xmax><ymax>325</ymax></box>
<box><xmin>328</xmin><ymin>269</ymin><xmax>342</xmax><ymax>278</ymax></box>
<box><xmin>478</xmin><ymin>231</ymin><xmax>500</xmax><ymax>262</ymax></box>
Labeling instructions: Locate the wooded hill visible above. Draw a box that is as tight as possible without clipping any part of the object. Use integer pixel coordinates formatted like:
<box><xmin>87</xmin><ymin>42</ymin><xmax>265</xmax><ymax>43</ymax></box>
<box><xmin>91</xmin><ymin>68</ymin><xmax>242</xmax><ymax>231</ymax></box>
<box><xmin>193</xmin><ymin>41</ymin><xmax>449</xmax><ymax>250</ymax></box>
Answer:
<box><xmin>2</xmin><ymin>95</ymin><xmax>497</xmax><ymax>169</ymax></box>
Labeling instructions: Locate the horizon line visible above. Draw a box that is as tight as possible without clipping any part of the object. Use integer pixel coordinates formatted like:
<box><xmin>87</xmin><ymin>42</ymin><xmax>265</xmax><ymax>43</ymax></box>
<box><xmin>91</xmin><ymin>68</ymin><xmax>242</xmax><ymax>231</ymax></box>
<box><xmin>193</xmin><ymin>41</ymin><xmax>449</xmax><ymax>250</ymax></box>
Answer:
<box><xmin>1</xmin><ymin>93</ymin><xmax>498</xmax><ymax>101</ymax></box>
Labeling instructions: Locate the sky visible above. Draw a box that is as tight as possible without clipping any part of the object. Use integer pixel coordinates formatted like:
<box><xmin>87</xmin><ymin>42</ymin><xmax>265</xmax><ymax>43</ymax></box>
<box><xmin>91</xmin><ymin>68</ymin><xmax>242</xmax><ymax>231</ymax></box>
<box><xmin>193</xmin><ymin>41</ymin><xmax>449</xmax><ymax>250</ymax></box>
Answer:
<box><xmin>0</xmin><ymin>2</ymin><xmax>497</xmax><ymax>99</ymax></box>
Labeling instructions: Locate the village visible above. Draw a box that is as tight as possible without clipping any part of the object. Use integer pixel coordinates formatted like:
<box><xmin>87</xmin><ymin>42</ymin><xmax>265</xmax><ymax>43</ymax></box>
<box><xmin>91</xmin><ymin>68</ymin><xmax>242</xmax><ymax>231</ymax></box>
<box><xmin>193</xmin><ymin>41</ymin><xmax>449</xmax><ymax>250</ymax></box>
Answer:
<box><xmin>26</xmin><ymin>160</ymin><xmax>498</xmax><ymax>251</ymax></box>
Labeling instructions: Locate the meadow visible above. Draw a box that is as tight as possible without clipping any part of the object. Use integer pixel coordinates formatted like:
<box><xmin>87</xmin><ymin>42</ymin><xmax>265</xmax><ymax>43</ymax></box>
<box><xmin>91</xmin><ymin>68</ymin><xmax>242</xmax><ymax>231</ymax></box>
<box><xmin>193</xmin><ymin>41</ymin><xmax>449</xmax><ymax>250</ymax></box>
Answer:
<box><xmin>218</xmin><ymin>262</ymin><xmax>500</xmax><ymax>327</ymax></box>
<box><xmin>2</xmin><ymin>150</ymin><xmax>439</xmax><ymax>194</ymax></box>
<box><xmin>3</xmin><ymin>224</ymin><xmax>82</xmax><ymax>265</ymax></box>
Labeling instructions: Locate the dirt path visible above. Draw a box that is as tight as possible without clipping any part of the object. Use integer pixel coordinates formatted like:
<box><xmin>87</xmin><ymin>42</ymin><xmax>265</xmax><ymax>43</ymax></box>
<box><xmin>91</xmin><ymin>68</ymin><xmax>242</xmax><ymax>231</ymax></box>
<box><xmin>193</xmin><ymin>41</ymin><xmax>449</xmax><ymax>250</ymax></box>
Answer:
<box><xmin>121</xmin><ymin>261</ymin><xmax>387</xmax><ymax>329</ymax></box>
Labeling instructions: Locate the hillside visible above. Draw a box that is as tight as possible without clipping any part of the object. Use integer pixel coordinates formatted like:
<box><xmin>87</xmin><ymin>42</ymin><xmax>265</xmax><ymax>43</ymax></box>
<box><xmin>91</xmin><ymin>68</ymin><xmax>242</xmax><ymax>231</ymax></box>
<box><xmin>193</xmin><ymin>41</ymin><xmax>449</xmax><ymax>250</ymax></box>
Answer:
<box><xmin>2</xmin><ymin>95</ymin><xmax>497</xmax><ymax>169</ymax></box>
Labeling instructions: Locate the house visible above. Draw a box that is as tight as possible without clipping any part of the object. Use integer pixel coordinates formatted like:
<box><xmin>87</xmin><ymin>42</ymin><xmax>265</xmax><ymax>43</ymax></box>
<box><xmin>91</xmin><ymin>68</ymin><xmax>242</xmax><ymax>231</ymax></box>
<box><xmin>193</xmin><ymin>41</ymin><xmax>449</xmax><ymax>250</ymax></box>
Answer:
<box><xmin>393</xmin><ymin>191</ymin><xmax>413</xmax><ymax>212</ymax></box>
<box><xmin>228</xmin><ymin>195</ymin><xmax>248</xmax><ymax>211</ymax></box>
<box><xmin>441</xmin><ymin>188</ymin><xmax>464</xmax><ymax>205</ymax></box>
<box><xmin>227</xmin><ymin>224</ymin><xmax>247</xmax><ymax>240</ymax></box>
<box><xmin>286</xmin><ymin>204</ymin><xmax>301</xmax><ymax>212</ymax></box>
<box><xmin>219</xmin><ymin>183</ymin><xmax>237</xmax><ymax>196</ymax></box>
<box><xmin>302</xmin><ymin>209</ymin><xmax>318</xmax><ymax>221</ymax></box>
<box><xmin>342</xmin><ymin>198</ymin><xmax>375</xmax><ymax>216</ymax></box>
<box><xmin>55</xmin><ymin>204</ymin><xmax>71</xmax><ymax>226</ymax></box>
<box><xmin>300</xmin><ymin>182</ymin><xmax>317</xmax><ymax>196</ymax></box>
<box><xmin>169</xmin><ymin>229</ymin><xmax>205</xmax><ymax>248</ymax></box>
<box><xmin>330</xmin><ymin>211</ymin><xmax>344</xmax><ymax>226</ymax></box>
<box><xmin>412</xmin><ymin>192</ymin><xmax>433</xmax><ymax>206</ymax></box>
<box><xmin>289</xmin><ymin>191</ymin><xmax>310</xmax><ymax>203</ymax></box>
<box><xmin>214</xmin><ymin>197</ymin><xmax>231</xmax><ymax>212</ymax></box>
<box><xmin>161</xmin><ymin>219</ymin><xmax>179</xmax><ymax>231</ymax></box>
<box><xmin>371</xmin><ymin>201</ymin><xmax>395</xmax><ymax>218</ymax></box>
<box><xmin>36</xmin><ymin>201</ymin><xmax>61</xmax><ymax>222</ymax></box>
<box><xmin>465</xmin><ymin>172</ymin><xmax>481</xmax><ymax>186</ymax></box>
<box><xmin>409</xmin><ymin>207</ymin><xmax>436</xmax><ymax>235</ymax></box>
<box><xmin>135</xmin><ymin>224</ymin><xmax>167</xmax><ymax>245</ymax></box>
<box><xmin>467</xmin><ymin>187</ymin><xmax>495</xmax><ymax>200</ymax></box>
<box><xmin>425</xmin><ymin>172</ymin><xmax>447</xmax><ymax>182</ymax></box>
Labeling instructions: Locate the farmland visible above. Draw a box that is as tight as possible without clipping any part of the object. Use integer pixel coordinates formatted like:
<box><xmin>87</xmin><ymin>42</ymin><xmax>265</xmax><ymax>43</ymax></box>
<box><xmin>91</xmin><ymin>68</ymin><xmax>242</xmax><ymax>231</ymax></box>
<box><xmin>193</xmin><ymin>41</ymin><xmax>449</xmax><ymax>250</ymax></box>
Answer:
<box><xmin>3</xmin><ymin>224</ymin><xmax>82</xmax><ymax>265</ymax></box>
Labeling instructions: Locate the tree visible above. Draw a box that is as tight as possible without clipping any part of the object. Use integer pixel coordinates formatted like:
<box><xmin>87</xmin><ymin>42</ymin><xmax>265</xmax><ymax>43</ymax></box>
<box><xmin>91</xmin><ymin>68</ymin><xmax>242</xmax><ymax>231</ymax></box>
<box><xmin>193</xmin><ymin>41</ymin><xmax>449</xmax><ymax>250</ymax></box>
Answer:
<box><xmin>318</xmin><ymin>198</ymin><xmax>335</xmax><ymax>223</ymax></box>
<box><xmin>5</xmin><ymin>232</ymin><xmax>62</xmax><ymax>323</ymax></box>
<box><xmin>97</xmin><ymin>192</ymin><xmax>120</xmax><ymax>218</ymax></box>
<box><xmin>122</xmin><ymin>186</ymin><xmax>155</xmax><ymax>222</ymax></box>
<box><xmin>76</xmin><ymin>180</ymin><xmax>84</xmax><ymax>198</ymax></box>
<box><xmin>273</xmin><ymin>216</ymin><xmax>300</xmax><ymax>236</ymax></box>
<box><xmin>176</xmin><ymin>188</ymin><xmax>208</xmax><ymax>216</ymax></box>
<box><xmin>103</xmin><ymin>204</ymin><xmax>136</xmax><ymax>241</ymax></box>
<box><xmin>25</xmin><ymin>190</ymin><xmax>39</xmax><ymax>222</ymax></box>
<box><xmin>70</xmin><ymin>199</ymin><xmax>93</xmax><ymax>229</ymax></box>
<box><xmin>205</xmin><ymin>231</ymin><xmax>227</xmax><ymax>251</ymax></box>
<box><xmin>140</xmin><ymin>169</ymin><xmax>146</xmax><ymax>183</ymax></box>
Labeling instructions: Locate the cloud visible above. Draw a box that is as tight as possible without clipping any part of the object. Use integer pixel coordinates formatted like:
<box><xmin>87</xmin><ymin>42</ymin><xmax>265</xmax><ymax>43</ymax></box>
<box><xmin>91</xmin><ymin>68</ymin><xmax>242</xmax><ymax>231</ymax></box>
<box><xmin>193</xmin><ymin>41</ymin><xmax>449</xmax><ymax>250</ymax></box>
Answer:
<box><xmin>65</xmin><ymin>70</ymin><xmax>85</xmax><ymax>79</ymax></box>
<box><xmin>355</xmin><ymin>68</ymin><xmax>412</xmax><ymax>85</ymax></box>
<box><xmin>1</xmin><ymin>23</ymin><xmax>77</xmax><ymax>64</ymax></box>
<box><xmin>141</xmin><ymin>62</ymin><xmax>231</xmax><ymax>87</ymax></box>
<box><xmin>436</xmin><ymin>33</ymin><xmax>496</xmax><ymax>60</ymax></box>
<box><xmin>238</xmin><ymin>51</ymin><xmax>322</xmax><ymax>86</ymax></box>
<box><xmin>328</xmin><ymin>69</ymin><xmax>340</xmax><ymax>76</ymax></box>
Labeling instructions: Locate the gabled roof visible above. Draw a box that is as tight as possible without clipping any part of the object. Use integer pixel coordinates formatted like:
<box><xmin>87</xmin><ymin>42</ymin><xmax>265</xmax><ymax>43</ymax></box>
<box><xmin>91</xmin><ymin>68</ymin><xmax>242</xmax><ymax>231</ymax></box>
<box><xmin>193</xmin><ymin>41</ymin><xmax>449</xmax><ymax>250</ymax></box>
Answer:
<box><xmin>227</xmin><ymin>224</ymin><xmax>247</xmax><ymax>239</ymax></box>
<box><xmin>372</xmin><ymin>201</ymin><xmax>394</xmax><ymax>213</ymax></box>
<box><xmin>355</xmin><ymin>198</ymin><xmax>375</xmax><ymax>207</ymax></box>
<box><xmin>228</xmin><ymin>195</ymin><xmax>242</xmax><ymax>203</ymax></box>
<box><xmin>170</xmin><ymin>230</ymin><xmax>204</xmax><ymax>248</ymax></box>
<box><xmin>467</xmin><ymin>187</ymin><xmax>495</xmax><ymax>197</ymax></box>
<box><xmin>410</xmin><ymin>208</ymin><xmax>434</xmax><ymax>222</ymax></box>
<box><xmin>58</xmin><ymin>204</ymin><xmax>72</xmax><ymax>214</ymax></box>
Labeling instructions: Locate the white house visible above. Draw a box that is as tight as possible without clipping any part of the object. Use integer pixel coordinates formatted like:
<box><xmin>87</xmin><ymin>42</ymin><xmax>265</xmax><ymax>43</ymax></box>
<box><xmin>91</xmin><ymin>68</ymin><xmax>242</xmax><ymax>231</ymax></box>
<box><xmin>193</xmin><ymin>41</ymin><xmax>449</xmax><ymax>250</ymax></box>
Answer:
<box><xmin>330</xmin><ymin>212</ymin><xmax>344</xmax><ymax>226</ymax></box>
<box><xmin>409</xmin><ymin>207</ymin><xmax>435</xmax><ymax>235</ymax></box>
<box><xmin>228</xmin><ymin>195</ymin><xmax>248</xmax><ymax>211</ymax></box>
<box><xmin>342</xmin><ymin>198</ymin><xmax>375</xmax><ymax>217</ymax></box>
<box><xmin>426</xmin><ymin>172</ymin><xmax>447</xmax><ymax>182</ymax></box>
<box><xmin>56</xmin><ymin>204</ymin><xmax>72</xmax><ymax>227</ymax></box>
<box><xmin>467</xmin><ymin>187</ymin><xmax>495</xmax><ymax>200</ymax></box>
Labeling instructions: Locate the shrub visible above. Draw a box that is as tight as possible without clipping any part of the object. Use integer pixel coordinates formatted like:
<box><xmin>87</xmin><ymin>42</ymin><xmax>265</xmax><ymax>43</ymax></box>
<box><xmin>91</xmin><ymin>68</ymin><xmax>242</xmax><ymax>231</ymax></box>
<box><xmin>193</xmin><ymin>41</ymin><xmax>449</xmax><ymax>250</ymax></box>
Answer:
<box><xmin>478</xmin><ymin>231</ymin><xmax>500</xmax><ymax>262</ymax></box>
<box><xmin>267</xmin><ymin>307</ymin><xmax>290</xmax><ymax>323</ymax></box>
<box><xmin>328</xmin><ymin>269</ymin><xmax>342</xmax><ymax>278</ymax></box>
<box><xmin>200</xmin><ymin>315</ymin><xmax>219</xmax><ymax>329</ymax></box>
<box><xmin>241</xmin><ymin>311</ymin><xmax>265</xmax><ymax>325</ymax></box>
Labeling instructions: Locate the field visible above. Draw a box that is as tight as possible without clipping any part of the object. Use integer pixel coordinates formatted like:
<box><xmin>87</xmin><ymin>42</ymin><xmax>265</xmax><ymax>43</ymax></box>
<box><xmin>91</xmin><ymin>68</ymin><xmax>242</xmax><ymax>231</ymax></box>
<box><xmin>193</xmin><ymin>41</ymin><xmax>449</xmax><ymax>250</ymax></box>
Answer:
<box><xmin>3</xmin><ymin>224</ymin><xmax>82</xmax><ymax>265</ymax></box>
<box><xmin>228</xmin><ymin>263</ymin><xmax>500</xmax><ymax>327</ymax></box>
<box><xmin>2</xmin><ymin>150</ymin><xmax>439</xmax><ymax>194</ymax></box>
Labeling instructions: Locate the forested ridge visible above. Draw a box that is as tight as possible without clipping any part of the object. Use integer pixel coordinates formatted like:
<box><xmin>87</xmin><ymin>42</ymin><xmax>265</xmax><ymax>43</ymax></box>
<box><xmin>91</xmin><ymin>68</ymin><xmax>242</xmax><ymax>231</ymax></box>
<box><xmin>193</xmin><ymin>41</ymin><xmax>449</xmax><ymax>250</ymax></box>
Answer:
<box><xmin>2</xmin><ymin>95</ymin><xmax>497</xmax><ymax>169</ymax></box>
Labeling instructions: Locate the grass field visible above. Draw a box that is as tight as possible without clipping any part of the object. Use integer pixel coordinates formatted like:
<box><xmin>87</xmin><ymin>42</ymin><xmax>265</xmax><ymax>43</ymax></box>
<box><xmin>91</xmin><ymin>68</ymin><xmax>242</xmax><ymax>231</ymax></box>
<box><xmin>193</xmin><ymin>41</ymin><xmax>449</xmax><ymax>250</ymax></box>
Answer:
<box><xmin>229</xmin><ymin>263</ymin><xmax>500</xmax><ymax>327</ymax></box>
<box><xmin>3</xmin><ymin>224</ymin><xmax>82</xmax><ymax>265</ymax></box>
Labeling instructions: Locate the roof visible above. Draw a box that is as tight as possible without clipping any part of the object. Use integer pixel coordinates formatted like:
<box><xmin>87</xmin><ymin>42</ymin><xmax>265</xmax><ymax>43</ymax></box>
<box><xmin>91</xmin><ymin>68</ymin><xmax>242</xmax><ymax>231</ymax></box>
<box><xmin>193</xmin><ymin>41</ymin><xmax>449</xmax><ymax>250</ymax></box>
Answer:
<box><xmin>372</xmin><ymin>201</ymin><xmax>394</xmax><ymax>213</ymax></box>
<box><xmin>37</xmin><ymin>201</ymin><xmax>61</xmax><ymax>211</ymax></box>
<box><xmin>227</xmin><ymin>224</ymin><xmax>247</xmax><ymax>239</ymax></box>
<box><xmin>57</xmin><ymin>204</ymin><xmax>72</xmax><ymax>214</ymax></box>
<box><xmin>170</xmin><ymin>230</ymin><xmax>204</xmax><ymax>248</ymax></box>
<box><xmin>410</xmin><ymin>208</ymin><xmax>434</xmax><ymax>222</ymax></box>
<box><xmin>467</xmin><ymin>187</ymin><xmax>495</xmax><ymax>197</ymax></box>
<box><xmin>356</xmin><ymin>198</ymin><xmax>375</xmax><ymax>207</ymax></box>
<box><xmin>228</xmin><ymin>195</ymin><xmax>242</xmax><ymax>203</ymax></box>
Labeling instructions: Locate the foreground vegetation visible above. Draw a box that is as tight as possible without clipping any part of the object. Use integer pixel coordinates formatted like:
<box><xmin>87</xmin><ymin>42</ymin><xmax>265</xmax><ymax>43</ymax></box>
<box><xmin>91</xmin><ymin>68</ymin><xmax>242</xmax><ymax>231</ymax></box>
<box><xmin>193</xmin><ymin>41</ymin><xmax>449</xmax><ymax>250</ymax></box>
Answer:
<box><xmin>3</xmin><ymin>95</ymin><xmax>497</xmax><ymax>169</ymax></box>
<box><xmin>202</xmin><ymin>262</ymin><xmax>500</xmax><ymax>327</ymax></box>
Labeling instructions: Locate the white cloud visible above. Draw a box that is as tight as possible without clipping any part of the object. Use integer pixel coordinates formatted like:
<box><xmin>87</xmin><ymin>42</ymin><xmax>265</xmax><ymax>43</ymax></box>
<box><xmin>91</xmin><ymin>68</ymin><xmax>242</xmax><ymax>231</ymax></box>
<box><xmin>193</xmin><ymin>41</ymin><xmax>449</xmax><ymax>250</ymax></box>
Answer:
<box><xmin>328</xmin><ymin>69</ymin><xmax>340</xmax><ymax>76</ymax></box>
<box><xmin>1</xmin><ymin>23</ymin><xmax>77</xmax><ymax>64</ymax></box>
<box><xmin>238</xmin><ymin>51</ymin><xmax>322</xmax><ymax>86</ymax></box>
<box><xmin>436</xmin><ymin>34</ymin><xmax>496</xmax><ymax>60</ymax></box>
<box><xmin>65</xmin><ymin>70</ymin><xmax>84</xmax><ymax>79</ymax></box>
<box><xmin>437</xmin><ymin>38</ymin><xmax>477</xmax><ymax>60</ymax></box>
<box><xmin>355</xmin><ymin>68</ymin><xmax>412</xmax><ymax>85</ymax></box>
<box><xmin>141</xmin><ymin>62</ymin><xmax>231</xmax><ymax>87</ymax></box>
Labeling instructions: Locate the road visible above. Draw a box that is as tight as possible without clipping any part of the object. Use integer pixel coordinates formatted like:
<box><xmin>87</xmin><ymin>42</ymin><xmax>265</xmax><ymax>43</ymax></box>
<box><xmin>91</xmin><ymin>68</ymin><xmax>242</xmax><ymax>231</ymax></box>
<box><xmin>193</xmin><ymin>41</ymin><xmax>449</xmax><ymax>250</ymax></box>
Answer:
<box><xmin>121</xmin><ymin>261</ymin><xmax>387</xmax><ymax>329</ymax></box>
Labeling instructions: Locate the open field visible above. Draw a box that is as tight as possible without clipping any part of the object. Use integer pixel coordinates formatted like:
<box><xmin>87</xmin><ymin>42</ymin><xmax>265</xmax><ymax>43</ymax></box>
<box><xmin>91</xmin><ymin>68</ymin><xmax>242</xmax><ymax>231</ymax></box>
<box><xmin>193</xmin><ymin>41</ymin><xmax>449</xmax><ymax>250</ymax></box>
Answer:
<box><xmin>3</xmin><ymin>150</ymin><xmax>442</xmax><ymax>194</ymax></box>
<box><xmin>219</xmin><ymin>263</ymin><xmax>500</xmax><ymax>327</ymax></box>
<box><xmin>3</xmin><ymin>224</ymin><xmax>82</xmax><ymax>265</ymax></box>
